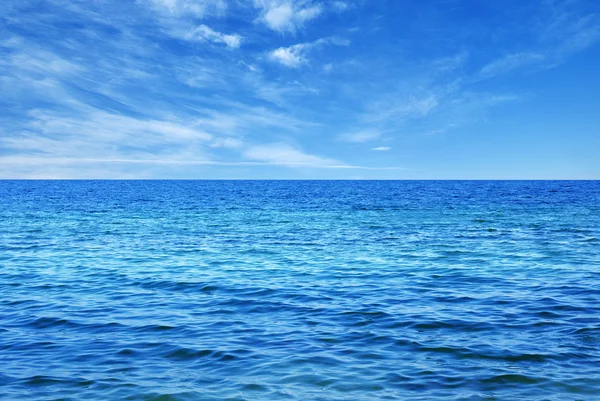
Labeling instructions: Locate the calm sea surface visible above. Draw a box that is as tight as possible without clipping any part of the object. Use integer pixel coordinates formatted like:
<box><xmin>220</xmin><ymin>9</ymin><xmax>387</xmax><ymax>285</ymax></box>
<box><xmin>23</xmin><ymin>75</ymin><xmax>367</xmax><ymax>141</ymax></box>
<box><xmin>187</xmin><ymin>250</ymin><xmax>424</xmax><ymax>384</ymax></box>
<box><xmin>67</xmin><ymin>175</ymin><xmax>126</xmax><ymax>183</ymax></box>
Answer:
<box><xmin>1</xmin><ymin>180</ymin><xmax>599</xmax><ymax>400</ymax></box>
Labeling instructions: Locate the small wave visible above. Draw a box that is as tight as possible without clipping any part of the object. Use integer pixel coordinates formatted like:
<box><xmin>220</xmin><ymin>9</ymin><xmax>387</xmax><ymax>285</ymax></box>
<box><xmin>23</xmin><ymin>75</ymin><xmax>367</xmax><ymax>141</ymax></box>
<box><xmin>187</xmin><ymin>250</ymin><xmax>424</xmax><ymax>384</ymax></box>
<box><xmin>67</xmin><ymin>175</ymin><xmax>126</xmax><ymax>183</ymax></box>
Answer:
<box><xmin>28</xmin><ymin>316</ymin><xmax>81</xmax><ymax>330</ymax></box>
<box><xmin>19</xmin><ymin>375</ymin><xmax>95</xmax><ymax>388</ymax></box>
<box><xmin>479</xmin><ymin>373</ymin><xmax>546</xmax><ymax>385</ymax></box>
<box><xmin>136</xmin><ymin>280</ymin><xmax>218</xmax><ymax>293</ymax></box>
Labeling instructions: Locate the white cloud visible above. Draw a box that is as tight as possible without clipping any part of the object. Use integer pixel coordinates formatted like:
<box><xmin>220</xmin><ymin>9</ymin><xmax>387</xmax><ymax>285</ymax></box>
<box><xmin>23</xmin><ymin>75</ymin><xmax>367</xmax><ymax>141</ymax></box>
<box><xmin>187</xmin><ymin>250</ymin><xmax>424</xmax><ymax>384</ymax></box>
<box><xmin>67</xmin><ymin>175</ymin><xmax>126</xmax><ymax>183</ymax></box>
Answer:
<box><xmin>210</xmin><ymin>137</ymin><xmax>243</xmax><ymax>148</ymax></box>
<box><xmin>147</xmin><ymin>0</ymin><xmax>227</xmax><ymax>18</ymax></box>
<box><xmin>269</xmin><ymin>44</ymin><xmax>308</xmax><ymax>67</ymax></box>
<box><xmin>268</xmin><ymin>36</ymin><xmax>349</xmax><ymax>67</ymax></box>
<box><xmin>364</xmin><ymin>94</ymin><xmax>440</xmax><ymax>127</ymax></box>
<box><xmin>479</xmin><ymin>53</ymin><xmax>545</xmax><ymax>78</ymax></box>
<box><xmin>263</xmin><ymin>3</ymin><xmax>294</xmax><ymax>30</ymax></box>
<box><xmin>145</xmin><ymin>0</ymin><xmax>242</xmax><ymax>48</ymax></box>
<box><xmin>184</xmin><ymin>24</ymin><xmax>242</xmax><ymax>48</ymax></box>
<box><xmin>332</xmin><ymin>1</ymin><xmax>348</xmax><ymax>11</ymax></box>
<box><xmin>254</xmin><ymin>0</ymin><xmax>323</xmax><ymax>33</ymax></box>
<box><xmin>371</xmin><ymin>146</ymin><xmax>390</xmax><ymax>151</ymax></box>
<box><xmin>2</xmin><ymin>0</ymin><xmax>411</xmax><ymax>179</ymax></box>
<box><xmin>244</xmin><ymin>143</ymin><xmax>339</xmax><ymax>166</ymax></box>
<box><xmin>338</xmin><ymin>129</ymin><xmax>383</xmax><ymax>143</ymax></box>
<box><xmin>4</xmin><ymin>109</ymin><xmax>213</xmax><ymax>158</ymax></box>
<box><xmin>2</xmin><ymin>99</ymin><xmax>317</xmax><ymax>163</ymax></box>
<box><xmin>10</xmin><ymin>49</ymin><xmax>84</xmax><ymax>76</ymax></box>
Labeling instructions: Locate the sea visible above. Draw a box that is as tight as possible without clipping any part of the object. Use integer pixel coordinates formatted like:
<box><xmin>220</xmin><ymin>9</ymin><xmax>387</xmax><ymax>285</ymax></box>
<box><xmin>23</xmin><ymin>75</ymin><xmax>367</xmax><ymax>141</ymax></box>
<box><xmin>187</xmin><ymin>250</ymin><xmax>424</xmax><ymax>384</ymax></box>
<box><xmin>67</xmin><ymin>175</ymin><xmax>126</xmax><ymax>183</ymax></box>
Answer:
<box><xmin>1</xmin><ymin>180</ymin><xmax>599</xmax><ymax>400</ymax></box>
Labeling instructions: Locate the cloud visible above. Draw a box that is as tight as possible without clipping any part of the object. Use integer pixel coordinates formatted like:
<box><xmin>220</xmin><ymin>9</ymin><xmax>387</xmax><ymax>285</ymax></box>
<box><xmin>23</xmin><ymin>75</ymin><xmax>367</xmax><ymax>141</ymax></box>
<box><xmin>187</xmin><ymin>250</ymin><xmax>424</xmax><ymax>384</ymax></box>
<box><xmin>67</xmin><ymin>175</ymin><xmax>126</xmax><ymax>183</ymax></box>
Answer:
<box><xmin>3</xmin><ymin>43</ymin><xmax>84</xmax><ymax>77</ymax></box>
<box><xmin>8</xmin><ymin>0</ymin><xmax>598</xmax><ymax>180</ymax></box>
<box><xmin>536</xmin><ymin>0</ymin><xmax>600</xmax><ymax>55</ymax></box>
<box><xmin>184</xmin><ymin>24</ymin><xmax>242</xmax><ymax>48</ymax></box>
<box><xmin>0</xmin><ymin>155</ymin><xmax>404</xmax><ymax>179</ymax></box>
<box><xmin>144</xmin><ymin>0</ymin><xmax>242</xmax><ymax>48</ymax></box>
<box><xmin>209</xmin><ymin>137</ymin><xmax>244</xmax><ymax>148</ymax></box>
<box><xmin>244</xmin><ymin>143</ymin><xmax>339</xmax><ymax>166</ymax></box>
<box><xmin>365</xmin><ymin>95</ymin><xmax>440</xmax><ymax>125</ymax></box>
<box><xmin>338</xmin><ymin>130</ymin><xmax>383</xmax><ymax>143</ymax></box>
<box><xmin>332</xmin><ymin>1</ymin><xmax>348</xmax><ymax>12</ymax></box>
<box><xmin>147</xmin><ymin>0</ymin><xmax>227</xmax><ymax>18</ymax></box>
<box><xmin>269</xmin><ymin>44</ymin><xmax>308</xmax><ymax>67</ymax></box>
<box><xmin>1</xmin><ymin>108</ymin><xmax>213</xmax><ymax>159</ymax></box>
<box><xmin>479</xmin><ymin>53</ymin><xmax>545</xmax><ymax>78</ymax></box>
<box><xmin>253</xmin><ymin>79</ymin><xmax>319</xmax><ymax>105</ymax></box>
<box><xmin>268</xmin><ymin>36</ymin><xmax>349</xmax><ymax>67</ymax></box>
<box><xmin>254</xmin><ymin>0</ymin><xmax>323</xmax><ymax>33</ymax></box>
<box><xmin>2</xmin><ymin>0</ymin><xmax>410</xmax><ymax>179</ymax></box>
<box><xmin>475</xmin><ymin>1</ymin><xmax>600</xmax><ymax>80</ymax></box>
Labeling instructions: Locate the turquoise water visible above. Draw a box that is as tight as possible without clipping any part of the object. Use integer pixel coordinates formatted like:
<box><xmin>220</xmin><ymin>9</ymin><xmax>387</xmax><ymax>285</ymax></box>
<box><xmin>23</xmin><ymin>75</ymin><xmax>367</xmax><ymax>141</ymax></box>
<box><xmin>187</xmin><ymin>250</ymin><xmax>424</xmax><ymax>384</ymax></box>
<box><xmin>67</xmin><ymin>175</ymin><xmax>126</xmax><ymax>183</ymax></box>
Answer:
<box><xmin>1</xmin><ymin>180</ymin><xmax>600</xmax><ymax>400</ymax></box>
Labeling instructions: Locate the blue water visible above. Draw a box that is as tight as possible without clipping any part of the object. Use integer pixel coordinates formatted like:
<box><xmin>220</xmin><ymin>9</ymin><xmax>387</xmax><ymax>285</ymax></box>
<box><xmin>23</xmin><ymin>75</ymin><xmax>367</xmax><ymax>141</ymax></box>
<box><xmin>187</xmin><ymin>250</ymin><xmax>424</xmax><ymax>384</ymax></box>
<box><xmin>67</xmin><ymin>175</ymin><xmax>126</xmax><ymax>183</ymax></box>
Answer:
<box><xmin>1</xmin><ymin>181</ymin><xmax>600</xmax><ymax>400</ymax></box>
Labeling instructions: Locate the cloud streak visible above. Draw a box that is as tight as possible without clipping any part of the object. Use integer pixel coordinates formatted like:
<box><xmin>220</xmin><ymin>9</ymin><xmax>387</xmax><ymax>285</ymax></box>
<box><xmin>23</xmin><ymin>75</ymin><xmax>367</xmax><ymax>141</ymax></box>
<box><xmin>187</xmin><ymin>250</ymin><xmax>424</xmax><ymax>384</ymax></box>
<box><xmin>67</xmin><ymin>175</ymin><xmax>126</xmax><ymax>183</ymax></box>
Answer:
<box><xmin>147</xmin><ymin>0</ymin><xmax>228</xmax><ymax>18</ymax></box>
<box><xmin>479</xmin><ymin>53</ymin><xmax>546</xmax><ymax>78</ymax></box>
<box><xmin>338</xmin><ymin>130</ymin><xmax>383</xmax><ymax>143</ymax></box>
<box><xmin>184</xmin><ymin>24</ymin><xmax>242</xmax><ymax>48</ymax></box>
<box><xmin>268</xmin><ymin>36</ymin><xmax>350</xmax><ymax>67</ymax></box>
<box><xmin>244</xmin><ymin>143</ymin><xmax>338</xmax><ymax>166</ymax></box>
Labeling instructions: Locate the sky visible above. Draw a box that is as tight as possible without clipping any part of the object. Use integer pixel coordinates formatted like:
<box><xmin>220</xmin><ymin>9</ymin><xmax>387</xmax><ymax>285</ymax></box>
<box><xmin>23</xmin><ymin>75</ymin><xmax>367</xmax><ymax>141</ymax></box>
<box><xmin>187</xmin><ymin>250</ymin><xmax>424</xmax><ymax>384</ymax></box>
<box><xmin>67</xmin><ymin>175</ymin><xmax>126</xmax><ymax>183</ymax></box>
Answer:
<box><xmin>1</xmin><ymin>0</ymin><xmax>599</xmax><ymax>179</ymax></box>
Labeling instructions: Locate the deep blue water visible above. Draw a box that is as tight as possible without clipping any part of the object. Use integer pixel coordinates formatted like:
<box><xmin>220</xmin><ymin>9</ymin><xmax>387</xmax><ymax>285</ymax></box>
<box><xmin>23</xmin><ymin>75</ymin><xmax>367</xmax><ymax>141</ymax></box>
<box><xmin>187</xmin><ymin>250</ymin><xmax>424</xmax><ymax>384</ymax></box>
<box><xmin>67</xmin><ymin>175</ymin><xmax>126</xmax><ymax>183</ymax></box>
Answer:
<box><xmin>1</xmin><ymin>180</ymin><xmax>600</xmax><ymax>400</ymax></box>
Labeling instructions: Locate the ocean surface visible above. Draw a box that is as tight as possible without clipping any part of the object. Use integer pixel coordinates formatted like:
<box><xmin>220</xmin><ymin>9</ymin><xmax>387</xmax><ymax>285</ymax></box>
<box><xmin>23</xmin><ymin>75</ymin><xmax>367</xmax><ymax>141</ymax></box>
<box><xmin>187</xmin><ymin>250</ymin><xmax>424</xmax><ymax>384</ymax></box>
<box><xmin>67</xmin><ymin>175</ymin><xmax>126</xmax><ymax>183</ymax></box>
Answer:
<box><xmin>1</xmin><ymin>180</ymin><xmax>599</xmax><ymax>401</ymax></box>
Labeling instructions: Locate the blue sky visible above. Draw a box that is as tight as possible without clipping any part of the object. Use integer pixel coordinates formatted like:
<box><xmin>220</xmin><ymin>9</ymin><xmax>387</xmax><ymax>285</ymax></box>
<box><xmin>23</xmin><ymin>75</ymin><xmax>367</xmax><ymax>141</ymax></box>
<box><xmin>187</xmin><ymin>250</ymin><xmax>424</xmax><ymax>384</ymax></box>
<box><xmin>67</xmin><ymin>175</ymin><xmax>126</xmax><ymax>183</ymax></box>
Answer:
<box><xmin>1</xmin><ymin>0</ymin><xmax>599</xmax><ymax>179</ymax></box>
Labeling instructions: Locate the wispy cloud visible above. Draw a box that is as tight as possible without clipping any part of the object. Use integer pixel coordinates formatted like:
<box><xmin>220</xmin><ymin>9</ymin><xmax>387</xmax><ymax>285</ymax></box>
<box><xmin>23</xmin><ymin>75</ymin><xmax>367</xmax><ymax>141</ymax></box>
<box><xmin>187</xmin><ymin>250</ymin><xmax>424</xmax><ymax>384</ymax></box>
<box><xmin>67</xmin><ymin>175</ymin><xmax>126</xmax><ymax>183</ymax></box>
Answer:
<box><xmin>269</xmin><ymin>36</ymin><xmax>349</xmax><ymax>67</ymax></box>
<box><xmin>244</xmin><ymin>143</ymin><xmax>338</xmax><ymax>166</ymax></box>
<box><xmin>364</xmin><ymin>95</ymin><xmax>440</xmax><ymax>125</ymax></box>
<box><xmin>254</xmin><ymin>0</ymin><xmax>323</xmax><ymax>33</ymax></box>
<box><xmin>184</xmin><ymin>24</ymin><xmax>242</xmax><ymax>48</ymax></box>
<box><xmin>477</xmin><ymin>0</ymin><xmax>600</xmax><ymax>79</ymax></box>
<box><xmin>337</xmin><ymin>47</ymin><xmax>522</xmax><ymax>142</ymax></box>
<box><xmin>143</xmin><ymin>0</ymin><xmax>243</xmax><ymax>48</ymax></box>
<box><xmin>338</xmin><ymin>130</ymin><xmax>383</xmax><ymax>143</ymax></box>
<box><xmin>2</xmin><ymin>0</ymin><xmax>599</xmax><ymax>179</ymax></box>
<box><xmin>147</xmin><ymin>0</ymin><xmax>228</xmax><ymax>18</ymax></box>
<box><xmin>241</xmin><ymin>143</ymin><xmax>403</xmax><ymax>170</ymax></box>
<box><xmin>209</xmin><ymin>137</ymin><xmax>244</xmax><ymax>149</ymax></box>
<box><xmin>0</xmin><ymin>36</ymin><xmax>331</xmax><ymax>177</ymax></box>
<box><xmin>479</xmin><ymin>53</ymin><xmax>546</xmax><ymax>78</ymax></box>
<box><xmin>2</xmin><ymin>108</ymin><xmax>213</xmax><ymax>161</ymax></box>
<box><xmin>8</xmin><ymin>49</ymin><xmax>84</xmax><ymax>76</ymax></box>
<box><xmin>253</xmin><ymin>79</ymin><xmax>319</xmax><ymax>105</ymax></box>
<box><xmin>536</xmin><ymin>0</ymin><xmax>600</xmax><ymax>54</ymax></box>
<box><xmin>332</xmin><ymin>1</ymin><xmax>348</xmax><ymax>12</ymax></box>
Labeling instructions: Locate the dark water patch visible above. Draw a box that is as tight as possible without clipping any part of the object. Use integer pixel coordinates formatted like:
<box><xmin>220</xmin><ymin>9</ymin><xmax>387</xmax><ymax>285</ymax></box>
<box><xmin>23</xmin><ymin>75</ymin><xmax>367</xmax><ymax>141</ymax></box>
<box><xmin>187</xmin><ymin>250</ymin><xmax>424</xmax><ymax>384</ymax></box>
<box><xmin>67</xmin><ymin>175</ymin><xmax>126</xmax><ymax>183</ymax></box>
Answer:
<box><xmin>27</xmin><ymin>316</ymin><xmax>83</xmax><ymax>330</ymax></box>
<box><xmin>572</xmin><ymin>327</ymin><xmax>600</xmax><ymax>334</ymax></box>
<box><xmin>132</xmin><ymin>324</ymin><xmax>180</xmax><ymax>333</ymax></box>
<box><xmin>479</xmin><ymin>373</ymin><xmax>546</xmax><ymax>385</ymax></box>
<box><xmin>135</xmin><ymin>280</ymin><xmax>218</xmax><ymax>293</ymax></box>
<box><xmin>19</xmin><ymin>375</ymin><xmax>95</xmax><ymax>388</ymax></box>
<box><xmin>162</xmin><ymin>347</ymin><xmax>218</xmax><ymax>361</ymax></box>
<box><xmin>124</xmin><ymin>391</ymin><xmax>202</xmax><ymax>401</ymax></box>
<box><xmin>409</xmin><ymin>319</ymin><xmax>495</xmax><ymax>333</ymax></box>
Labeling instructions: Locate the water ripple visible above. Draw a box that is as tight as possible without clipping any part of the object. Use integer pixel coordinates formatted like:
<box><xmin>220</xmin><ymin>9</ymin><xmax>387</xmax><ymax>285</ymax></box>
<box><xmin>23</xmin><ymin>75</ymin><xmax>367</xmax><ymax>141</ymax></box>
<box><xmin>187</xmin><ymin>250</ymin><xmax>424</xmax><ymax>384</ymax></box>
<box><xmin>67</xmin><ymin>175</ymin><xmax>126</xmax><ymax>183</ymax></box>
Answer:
<box><xmin>1</xmin><ymin>180</ymin><xmax>600</xmax><ymax>400</ymax></box>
